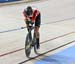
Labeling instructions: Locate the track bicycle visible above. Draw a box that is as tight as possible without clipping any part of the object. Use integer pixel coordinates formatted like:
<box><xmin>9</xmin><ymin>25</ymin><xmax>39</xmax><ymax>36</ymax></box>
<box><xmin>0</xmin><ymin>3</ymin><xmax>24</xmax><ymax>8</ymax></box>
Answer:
<box><xmin>25</xmin><ymin>23</ymin><xmax>39</xmax><ymax>58</ymax></box>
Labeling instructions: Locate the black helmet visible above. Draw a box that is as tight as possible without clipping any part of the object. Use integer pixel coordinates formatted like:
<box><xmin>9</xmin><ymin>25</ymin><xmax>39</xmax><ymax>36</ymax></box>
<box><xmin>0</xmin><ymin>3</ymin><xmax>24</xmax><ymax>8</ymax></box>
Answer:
<box><xmin>26</xmin><ymin>6</ymin><xmax>33</xmax><ymax>16</ymax></box>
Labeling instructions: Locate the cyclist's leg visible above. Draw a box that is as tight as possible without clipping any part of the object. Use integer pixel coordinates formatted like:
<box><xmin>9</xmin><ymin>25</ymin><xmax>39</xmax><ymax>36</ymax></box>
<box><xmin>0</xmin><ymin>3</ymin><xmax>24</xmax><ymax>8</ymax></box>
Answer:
<box><xmin>34</xmin><ymin>26</ymin><xmax>40</xmax><ymax>49</ymax></box>
<box><xmin>34</xmin><ymin>13</ymin><xmax>41</xmax><ymax>49</ymax></box>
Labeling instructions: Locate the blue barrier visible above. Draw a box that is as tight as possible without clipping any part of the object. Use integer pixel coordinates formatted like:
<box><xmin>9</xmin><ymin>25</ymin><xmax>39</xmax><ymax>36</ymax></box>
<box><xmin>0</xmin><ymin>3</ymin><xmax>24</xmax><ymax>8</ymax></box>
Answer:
<box><xmin>0</xmin><ymin>0</ymin><xmax>20</xmax><ymax>3</ymax></box>
<box><xmin>35</xmin><ymin>46</ymin><xmax>75</xmax><ymax>64</ymax></box>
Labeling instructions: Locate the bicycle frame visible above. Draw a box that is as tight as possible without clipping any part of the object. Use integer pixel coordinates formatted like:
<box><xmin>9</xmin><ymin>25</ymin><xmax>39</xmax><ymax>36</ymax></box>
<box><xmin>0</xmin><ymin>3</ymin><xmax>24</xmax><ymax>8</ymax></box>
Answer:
<box><xmin>25</xmin><ymin>24</ymin><xmax>38</xmax><ymax>57</ymax></box>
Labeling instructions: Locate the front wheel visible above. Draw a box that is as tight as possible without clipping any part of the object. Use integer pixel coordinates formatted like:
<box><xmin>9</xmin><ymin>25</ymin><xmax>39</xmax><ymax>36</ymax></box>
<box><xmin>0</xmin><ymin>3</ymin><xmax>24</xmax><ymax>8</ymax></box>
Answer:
<box><xmin>25</xmin><ymin>33</ymin><xmax>32</xmax><ymax>58</ymax></box>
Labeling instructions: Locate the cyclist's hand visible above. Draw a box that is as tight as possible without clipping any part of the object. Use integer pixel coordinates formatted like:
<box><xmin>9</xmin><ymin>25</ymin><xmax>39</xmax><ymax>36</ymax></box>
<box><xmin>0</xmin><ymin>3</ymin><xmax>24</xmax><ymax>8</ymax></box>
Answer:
<box><xmin>29</xmin><ymin>21</ymin><xmax>34</xmax><ymax>24</ymax></box>
<box><xmin>27</xmin><ymin>18</ymin><xmax>31</xmax><ymax>21</ymax></box>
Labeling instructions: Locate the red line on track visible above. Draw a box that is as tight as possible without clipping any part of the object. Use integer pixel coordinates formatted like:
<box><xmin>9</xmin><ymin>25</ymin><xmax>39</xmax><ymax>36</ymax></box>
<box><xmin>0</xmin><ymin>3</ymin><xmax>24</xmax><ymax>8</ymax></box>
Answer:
<box><xmin>0</xmin><ymin>32</ymin><xmax>74</xmax><ymax>57</ymax></box>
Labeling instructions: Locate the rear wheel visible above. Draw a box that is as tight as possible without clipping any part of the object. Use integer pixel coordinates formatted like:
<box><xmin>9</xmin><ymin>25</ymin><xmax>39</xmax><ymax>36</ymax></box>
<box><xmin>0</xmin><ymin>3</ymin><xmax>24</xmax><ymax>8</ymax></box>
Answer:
<box><xmin>33</xmin><ymin>34</ymin><xmax>38</xmax><ymax>54</ymax></box>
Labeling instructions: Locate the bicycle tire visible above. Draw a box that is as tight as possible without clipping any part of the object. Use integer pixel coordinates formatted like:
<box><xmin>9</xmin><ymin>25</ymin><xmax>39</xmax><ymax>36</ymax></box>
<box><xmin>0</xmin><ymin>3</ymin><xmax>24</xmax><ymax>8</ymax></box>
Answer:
<box><xmin>33</xmin><ymin>34</ymin><xmax>38</xmax><ymax>54</ymax></box>
<box><xmin>25</xmin><ymin>33</ymin><xmax>32</xmax><ymax>57</ymax></box>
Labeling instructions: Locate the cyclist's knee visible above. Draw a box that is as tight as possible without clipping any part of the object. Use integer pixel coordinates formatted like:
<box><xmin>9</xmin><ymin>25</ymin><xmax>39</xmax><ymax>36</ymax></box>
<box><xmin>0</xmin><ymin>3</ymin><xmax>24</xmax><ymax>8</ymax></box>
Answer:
<box><xmin>34</xmin><ymin>26</ymin><xmax>39</xmax><ymax>31</ymax></box>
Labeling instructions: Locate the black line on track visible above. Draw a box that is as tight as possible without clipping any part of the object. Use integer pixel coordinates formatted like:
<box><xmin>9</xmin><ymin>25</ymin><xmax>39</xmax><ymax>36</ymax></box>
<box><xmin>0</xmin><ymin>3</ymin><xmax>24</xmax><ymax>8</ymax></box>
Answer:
<box><xmin>19</xmin><ymin>40</ymin><xmax>75</xmax><ymax>64</ymax></box>
<box><xmin>0</xmin><ymin>17</ymin><xmax>75</xmax><ymax>33</ymax></box>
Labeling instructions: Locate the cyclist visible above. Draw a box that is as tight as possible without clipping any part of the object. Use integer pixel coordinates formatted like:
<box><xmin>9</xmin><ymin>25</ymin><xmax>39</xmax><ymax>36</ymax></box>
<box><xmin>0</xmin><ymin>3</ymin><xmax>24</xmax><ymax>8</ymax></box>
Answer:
<box><xmin>23</xmin><ymin>6</ymin><xmax>41</xmax><ymax>49</ymax></box>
